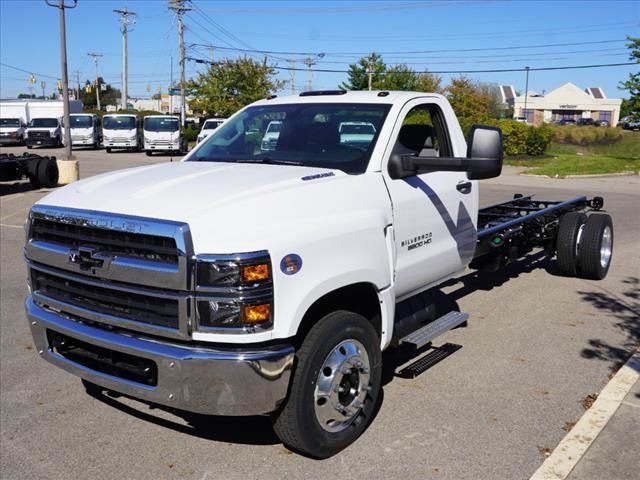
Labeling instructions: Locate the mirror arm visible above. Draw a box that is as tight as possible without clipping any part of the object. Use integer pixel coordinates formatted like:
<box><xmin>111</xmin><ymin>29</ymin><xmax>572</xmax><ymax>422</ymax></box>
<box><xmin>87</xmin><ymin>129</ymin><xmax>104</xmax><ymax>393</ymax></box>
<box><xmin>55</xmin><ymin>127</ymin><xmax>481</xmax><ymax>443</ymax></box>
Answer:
<box><xmin>401</xmin><ymin>154</ymin><xmax>469</xmax><ymax>172</ymax></box>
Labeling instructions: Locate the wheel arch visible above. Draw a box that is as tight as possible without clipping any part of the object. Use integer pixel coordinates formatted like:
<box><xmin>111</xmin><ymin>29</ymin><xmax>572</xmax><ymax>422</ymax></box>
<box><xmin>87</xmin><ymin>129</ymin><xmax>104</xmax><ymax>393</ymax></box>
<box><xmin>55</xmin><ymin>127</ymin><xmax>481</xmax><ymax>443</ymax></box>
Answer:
<box><xmin>292</xmin><ymin>282</ymin><xmax>383</xmax><ymax>349</ymax></box>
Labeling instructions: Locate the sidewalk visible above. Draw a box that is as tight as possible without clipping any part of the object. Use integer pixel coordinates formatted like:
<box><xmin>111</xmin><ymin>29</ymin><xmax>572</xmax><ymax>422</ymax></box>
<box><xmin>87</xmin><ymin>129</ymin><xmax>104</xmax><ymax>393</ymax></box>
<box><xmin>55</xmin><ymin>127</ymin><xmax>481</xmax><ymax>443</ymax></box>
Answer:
<box><xmin>530</xmin><ymin>351</ymin><xmax>640</xmax><ymax>480</ymax></box>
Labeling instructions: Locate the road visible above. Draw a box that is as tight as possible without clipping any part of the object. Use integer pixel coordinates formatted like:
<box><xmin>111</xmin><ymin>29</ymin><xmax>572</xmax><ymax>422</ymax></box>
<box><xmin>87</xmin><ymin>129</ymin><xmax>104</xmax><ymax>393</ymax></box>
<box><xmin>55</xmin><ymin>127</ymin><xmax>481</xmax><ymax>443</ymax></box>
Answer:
<box><xmin>1</xmin><ymin>144</ymin><xmax>638</xmax><ymax>480</ymax></box>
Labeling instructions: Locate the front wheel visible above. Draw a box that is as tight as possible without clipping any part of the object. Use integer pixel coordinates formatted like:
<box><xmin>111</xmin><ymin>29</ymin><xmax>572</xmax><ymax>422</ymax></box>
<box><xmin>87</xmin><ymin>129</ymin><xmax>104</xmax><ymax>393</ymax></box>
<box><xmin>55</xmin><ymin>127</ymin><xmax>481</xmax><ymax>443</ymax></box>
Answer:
<box><xmin>145</xmin><ymin>150</ymin><xmax>152</xmax><ymax>157</ymax></box>
<box><xmin>105</xmin><ymin>147</ymin><xmax>112</xmax><ymax>153</ymax></box>
<box><xmin>273</xmin><ymin>310</ymin><xmax>382</xmax><ymax>459</ymax></box>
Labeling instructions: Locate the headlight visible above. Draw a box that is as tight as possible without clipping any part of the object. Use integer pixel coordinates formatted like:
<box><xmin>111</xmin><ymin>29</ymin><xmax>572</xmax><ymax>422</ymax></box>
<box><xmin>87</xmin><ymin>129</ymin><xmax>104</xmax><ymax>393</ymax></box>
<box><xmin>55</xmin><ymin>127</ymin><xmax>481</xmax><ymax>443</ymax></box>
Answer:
<box><xmin>196</xmin><ymin>253</ymin><xmax>271</xmax><ymax>287</ymax></box>
<box><xmin>195</xmin><ymin>252</ymin><xmax>273</xmax><ymax>330</ymax></box>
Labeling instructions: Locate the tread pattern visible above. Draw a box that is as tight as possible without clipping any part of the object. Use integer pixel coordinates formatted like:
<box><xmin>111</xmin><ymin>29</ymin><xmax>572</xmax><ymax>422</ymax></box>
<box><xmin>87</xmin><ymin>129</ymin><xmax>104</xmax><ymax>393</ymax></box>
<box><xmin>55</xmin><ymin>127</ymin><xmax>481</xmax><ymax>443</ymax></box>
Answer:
<box><xmin>577</xmin><ymin>214</ymin><xmax>613</xmax><ymax>280</ymax></box>
<box><xmin>556</xmin><ymin>211</ymin><xmax>587</xmax><ymax>277</ymax></box>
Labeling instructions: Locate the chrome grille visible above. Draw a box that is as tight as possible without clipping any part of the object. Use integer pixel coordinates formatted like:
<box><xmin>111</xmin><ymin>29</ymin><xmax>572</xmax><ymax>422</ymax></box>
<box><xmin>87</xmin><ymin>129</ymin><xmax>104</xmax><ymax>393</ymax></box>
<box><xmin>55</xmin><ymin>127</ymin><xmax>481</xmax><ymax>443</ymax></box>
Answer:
<box><xmin>33</xmin><ymin>269</ymin><xmax>180</xmax><ymax>329</ymax></box>
<box><xmin>31</xmin><ymin>217</ymin><xmax>179</xmax><ymax>264</ymax></box>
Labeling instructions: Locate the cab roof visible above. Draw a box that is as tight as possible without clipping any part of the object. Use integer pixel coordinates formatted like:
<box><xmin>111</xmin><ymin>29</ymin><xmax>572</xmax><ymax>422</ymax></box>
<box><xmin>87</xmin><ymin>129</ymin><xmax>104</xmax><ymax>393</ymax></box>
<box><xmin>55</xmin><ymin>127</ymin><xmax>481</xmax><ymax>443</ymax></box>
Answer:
<box><xmin>251</xmin><ymin>90</ymin><xmax>445</xmax><ymax>107</ymax></box>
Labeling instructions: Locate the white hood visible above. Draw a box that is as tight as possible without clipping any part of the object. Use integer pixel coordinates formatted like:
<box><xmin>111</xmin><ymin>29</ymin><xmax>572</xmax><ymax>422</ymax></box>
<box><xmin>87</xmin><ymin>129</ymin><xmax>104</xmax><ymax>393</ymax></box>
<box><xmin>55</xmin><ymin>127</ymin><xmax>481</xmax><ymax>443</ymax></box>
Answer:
<box><xmin>35</xmin><ymin>161</ymin><xmax>386</xmax><ymax>253</ymax></box>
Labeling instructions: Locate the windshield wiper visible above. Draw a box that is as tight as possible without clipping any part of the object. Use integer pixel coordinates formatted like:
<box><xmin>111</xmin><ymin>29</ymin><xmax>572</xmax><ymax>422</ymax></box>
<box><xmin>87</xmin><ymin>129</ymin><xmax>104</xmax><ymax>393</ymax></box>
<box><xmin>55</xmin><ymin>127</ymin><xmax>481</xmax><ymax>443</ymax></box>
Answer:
<box><xmin>232</xmin><ymin>158</ymin><xmax>303</xmax><ymax>166</ymax></box>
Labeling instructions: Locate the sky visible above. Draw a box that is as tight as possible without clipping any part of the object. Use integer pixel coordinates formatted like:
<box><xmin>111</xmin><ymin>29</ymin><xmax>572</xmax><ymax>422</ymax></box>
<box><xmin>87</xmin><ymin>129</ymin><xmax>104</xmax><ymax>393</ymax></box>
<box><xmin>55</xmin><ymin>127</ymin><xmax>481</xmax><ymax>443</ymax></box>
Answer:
<box><xmin>1</xmin><ymin>0</ymin><xmax>638</xmax><ymax>102</ymax></box>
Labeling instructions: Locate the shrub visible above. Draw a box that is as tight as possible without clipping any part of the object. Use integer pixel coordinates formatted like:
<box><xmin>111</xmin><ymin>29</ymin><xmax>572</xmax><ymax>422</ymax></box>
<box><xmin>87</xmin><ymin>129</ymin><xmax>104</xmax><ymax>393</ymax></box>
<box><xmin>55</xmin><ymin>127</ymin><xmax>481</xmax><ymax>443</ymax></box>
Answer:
<box><xmin>182</xmin><ymin>125</ymin><xmax>199</xmax><ymax>142</ymax></box>
<box><xmin>547</xmin><ymin>124</ymin><xmax>623</xmax><ymax>145</ymax></box>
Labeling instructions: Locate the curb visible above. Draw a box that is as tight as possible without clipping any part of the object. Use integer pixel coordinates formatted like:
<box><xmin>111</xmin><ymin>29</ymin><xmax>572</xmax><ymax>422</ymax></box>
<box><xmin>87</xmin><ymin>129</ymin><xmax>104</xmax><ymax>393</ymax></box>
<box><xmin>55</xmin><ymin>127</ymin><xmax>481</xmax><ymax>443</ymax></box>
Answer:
<box><xmin>529</xmin><ymin>350</ymin><xmax>640</xmax><ymax>480</ymax></box>
<box><xmin>520</xmin><ymin>171</ymin><xmax>639</xmax><ymax>179</ymax></box>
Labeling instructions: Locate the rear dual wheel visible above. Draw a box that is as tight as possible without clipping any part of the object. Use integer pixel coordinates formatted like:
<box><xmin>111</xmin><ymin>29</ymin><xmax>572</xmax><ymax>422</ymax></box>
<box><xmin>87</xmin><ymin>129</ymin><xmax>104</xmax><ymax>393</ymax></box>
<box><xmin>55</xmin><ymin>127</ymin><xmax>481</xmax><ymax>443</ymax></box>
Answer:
<box><xmin>273</xmin><ymin>311</ymin><xmax>382</xmax><ymax>459</ymax></box>
<box><xmin>27</xmin><ymin>157</ymin><xmax>58</xmax><ymax>188</ymax></box>
<box><xmin>556</xmin><ymin>212</ymin><xmax>613</xmax><ymax>280</ymax></box>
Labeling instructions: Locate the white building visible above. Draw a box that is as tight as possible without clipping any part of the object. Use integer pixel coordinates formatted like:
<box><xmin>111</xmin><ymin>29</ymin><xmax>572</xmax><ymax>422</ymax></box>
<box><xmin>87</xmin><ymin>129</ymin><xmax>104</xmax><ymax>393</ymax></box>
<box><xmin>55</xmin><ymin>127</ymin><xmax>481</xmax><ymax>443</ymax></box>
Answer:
<box><xmin>499</xmin><ymin>83</ymin><xmax>622</xmax><ymax>126</ymax></box>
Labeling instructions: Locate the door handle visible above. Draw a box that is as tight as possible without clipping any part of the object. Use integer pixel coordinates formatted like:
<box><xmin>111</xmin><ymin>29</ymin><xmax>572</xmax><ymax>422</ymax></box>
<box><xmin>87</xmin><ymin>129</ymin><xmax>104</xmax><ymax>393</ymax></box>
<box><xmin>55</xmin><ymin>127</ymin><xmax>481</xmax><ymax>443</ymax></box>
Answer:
<box><xmin>456</xmin><ymin>181</ymin><xmax>472</xmax><ymax>194</ymax></box>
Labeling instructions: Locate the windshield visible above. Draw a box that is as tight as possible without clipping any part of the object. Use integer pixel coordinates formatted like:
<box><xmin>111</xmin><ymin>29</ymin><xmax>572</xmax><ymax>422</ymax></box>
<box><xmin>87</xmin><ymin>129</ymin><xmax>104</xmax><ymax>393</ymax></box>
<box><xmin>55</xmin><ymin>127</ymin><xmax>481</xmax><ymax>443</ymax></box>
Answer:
<box><xmin>145</xmin><ymin>117</ymin><xmax>179</xmax><ymax>132</ymax></box>
<box><xmin>1</xmin><ymin>118</ymin><xmax>21</xmax><ymax>127</ymax></box>
<box><xmin>103</xmin><ymin>116</ymin><xmax>136</xmax><ymax>130</ymax></box>
<box><xmin>29</xmin><ymin>118</ymin><xmax>58</xmax><ymax>128</ymax></box>
<box><xmin>67</xmin><ymin>115</ymin><xmax>93</xmax><ymax>128</ymax></box>
<box><xmin>189</xmin><ymin>103</ymin><xmax>391</xmax><ymax>174</ymax></box>
<box><xmin>203</xmin><ymin>120</ymin><xmax>223</xmax><ymax>130</ymax></box>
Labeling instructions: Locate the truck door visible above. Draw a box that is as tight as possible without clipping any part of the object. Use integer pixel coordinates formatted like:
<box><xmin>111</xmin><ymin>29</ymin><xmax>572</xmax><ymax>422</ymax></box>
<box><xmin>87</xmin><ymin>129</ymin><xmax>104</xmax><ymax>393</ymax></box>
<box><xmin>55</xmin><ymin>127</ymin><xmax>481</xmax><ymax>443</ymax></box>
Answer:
<box><xmin>382</xmin><ymin>99</ymin><xmax>478</xmax><ymax>300</ymax></box>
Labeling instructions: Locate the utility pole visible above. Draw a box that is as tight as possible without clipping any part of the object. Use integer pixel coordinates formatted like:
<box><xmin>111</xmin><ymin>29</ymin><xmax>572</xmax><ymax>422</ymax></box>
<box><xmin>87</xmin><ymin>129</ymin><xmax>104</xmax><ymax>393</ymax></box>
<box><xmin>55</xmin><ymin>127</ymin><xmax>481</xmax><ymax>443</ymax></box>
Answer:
<box><xmin>288</xmin><ymin>58</ymin><xmax>296</xmax><ymax>95</ymax></box>
<box><xmin>523</xmin><ymin>65</ymin><xmax>530</xmax><ymax>123</ymax></box>
<box><xmin>170</xmin><ymin>56</ymin><xmax>173</xmax><ymax>114</ymax></box>
<box><xmin>366</xmin><ymin>53</ymin><xmax>375</xmax><ymax>91</ymax></box>
<box><xmin>87</xmin><ymin>52</ymin><xmax>103</xmax><ymax>110</ymax></box>
<box><xmin>303</xmin><ymin>57</ymin><xmax>316</xmax><ymax>92</ymax></box>
<box><xmin>73</xmin><ymin>70</ymin><xmax>80</xmax><ymax>100</ymax></box>
<box><xmin>45</xmin><ymin>0</ymin><xmax>77</xmax><ymax>164</ymax></box>
<box><xmin>114</xmin><ymin>7</ymin><xmax>136</xmax><ymax>111</ymax></box>
<box><xmin>169</xmin><ymin>0</ymin><xmax>191</xmax><ymax>126</ymax></box>
<box><xmin>40</xmin><ymin>81</ymin><xmax>46</xmax><ymax>99</ymax></box>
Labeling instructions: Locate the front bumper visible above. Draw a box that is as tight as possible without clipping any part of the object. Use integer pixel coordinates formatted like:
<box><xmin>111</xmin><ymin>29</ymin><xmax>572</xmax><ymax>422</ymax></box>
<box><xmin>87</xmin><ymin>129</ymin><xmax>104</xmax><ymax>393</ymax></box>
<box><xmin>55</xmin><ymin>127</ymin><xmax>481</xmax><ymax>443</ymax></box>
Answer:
<box><xmin>145</xmin><ymin>144</ymin><xmax>181</xmax><ymax>151</ymax></box>
<box><xmin>26</xmin><ymin>296</ymin><xmax>295</xmax><ymax>415</ymax></box>
<box><xmin>0</xmin><ymin>136</ymin><xmax>22</xmax><ymax>144</ymax></box>
<box><xmin>25</xmin><ymin>137</ymin><xmax>57</xmax><ymax>147</ymax></box>
<box><xmin>104</xmin><ymin>141</ymin><xmax>138</xmax><ymax>148</ymax></box>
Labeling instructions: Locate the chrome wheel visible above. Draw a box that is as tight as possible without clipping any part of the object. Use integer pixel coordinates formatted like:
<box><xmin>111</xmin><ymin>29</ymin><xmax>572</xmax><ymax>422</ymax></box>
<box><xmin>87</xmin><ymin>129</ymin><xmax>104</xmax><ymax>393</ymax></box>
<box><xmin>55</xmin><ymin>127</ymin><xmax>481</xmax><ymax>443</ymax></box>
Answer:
<box><xmin>314</xmin><ymin>339</ymin><xmax>371</xmax><ymax>433</ymax></box>
<box><xmin>600</xmin><ymin>226</ymin><xmax>612</xmax><ymax>268</ymax></box>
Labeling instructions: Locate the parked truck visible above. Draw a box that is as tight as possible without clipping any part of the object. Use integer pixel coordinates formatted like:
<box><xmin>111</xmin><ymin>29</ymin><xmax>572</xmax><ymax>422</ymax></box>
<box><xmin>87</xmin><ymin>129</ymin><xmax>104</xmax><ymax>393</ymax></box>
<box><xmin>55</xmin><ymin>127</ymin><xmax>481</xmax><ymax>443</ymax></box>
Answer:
<box><xmin>102</xmin><ymin>114</ymin><xmax>142</xmax><ymax>152</ymax></box>
<box><xmin>62</xmin><ymin>113</ymin><xmax>102</xmax><ymax>149</ymax></box>
<box><xmin>24</xmin><ymin>91</ymin><xmax>613</xmax><ymax>458</ymax></box>
<box><xmin>143</xmin><ymin>115</ymin><xmax>186</xmax><ymax>155</ymax></box>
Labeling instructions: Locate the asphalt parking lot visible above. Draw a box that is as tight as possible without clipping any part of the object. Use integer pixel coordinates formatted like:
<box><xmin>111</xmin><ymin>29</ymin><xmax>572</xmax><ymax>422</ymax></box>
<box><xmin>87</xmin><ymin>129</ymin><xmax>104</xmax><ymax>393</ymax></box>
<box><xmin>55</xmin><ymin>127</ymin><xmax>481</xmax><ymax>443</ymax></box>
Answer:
<box><xmin>1</xmin><ymin>144</ymin><xmax>638</xmax><ymax>480</ymax></box>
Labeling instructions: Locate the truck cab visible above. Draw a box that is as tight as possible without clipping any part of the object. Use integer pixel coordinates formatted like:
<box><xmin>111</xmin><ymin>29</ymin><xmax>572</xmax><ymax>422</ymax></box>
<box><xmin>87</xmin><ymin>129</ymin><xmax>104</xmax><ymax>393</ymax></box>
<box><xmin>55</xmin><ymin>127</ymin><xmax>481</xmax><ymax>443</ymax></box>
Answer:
<box><xmin>0</xmin><ymin>118</ymin><xmax>27</xmax><ymax>145</ymax></box>
<box><xmin>143</xmin><ymin>115</ymin><xmax>186</xmax><ymax>155</ymax></box>
<box><xmin>25</xmin><ymin>117</ymin><xmax>62</xmax><ymax>148</ymax></box>
<box><xmin>102</xmin><ymin>114</ymin><xmax>141</xmax><ymax>152</ymax></box>
<box><xmin>62</xmin><ymin>113</ymin><xmax>102</xmax><ymax>149</ymax></box>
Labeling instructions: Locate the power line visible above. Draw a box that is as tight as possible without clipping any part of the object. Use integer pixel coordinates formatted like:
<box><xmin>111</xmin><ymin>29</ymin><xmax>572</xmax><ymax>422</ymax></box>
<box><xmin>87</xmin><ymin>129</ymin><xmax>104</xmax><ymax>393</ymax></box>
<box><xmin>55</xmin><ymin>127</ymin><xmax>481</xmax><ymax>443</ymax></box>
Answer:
<box><xmin>187</xmin><ymin>57</ymin><xmax>635</xmax><ymax>75</ymax></box>
<box><xmin>187</xmin><ymin>39</ymin><xmax>627</xmax><ymax>58</ymax></box>
<box><xmin>0</xmin><ymin>62</ymin><xmax>58</xmax><ymax>80</ymax></box>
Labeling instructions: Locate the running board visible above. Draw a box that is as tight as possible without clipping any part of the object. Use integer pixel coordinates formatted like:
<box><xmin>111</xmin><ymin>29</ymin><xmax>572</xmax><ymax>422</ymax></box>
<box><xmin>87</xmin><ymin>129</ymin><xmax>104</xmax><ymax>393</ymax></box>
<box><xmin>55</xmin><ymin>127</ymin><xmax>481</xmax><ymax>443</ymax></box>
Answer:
<box><xmin>400</xmin><ymin>311</ymin><xmax>469</xmax><ymax>349</ymax></box>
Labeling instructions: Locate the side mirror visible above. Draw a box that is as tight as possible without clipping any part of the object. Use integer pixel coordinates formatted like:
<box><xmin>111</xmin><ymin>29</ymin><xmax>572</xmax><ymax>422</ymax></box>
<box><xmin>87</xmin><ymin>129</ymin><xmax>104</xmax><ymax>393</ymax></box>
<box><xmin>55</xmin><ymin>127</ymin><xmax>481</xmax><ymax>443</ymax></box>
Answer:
<box><xmin>465</xmin><ymin>125</ymin><xmax>503</xmax><ymax>180</ymax></box>
<box><xmin>388</xmin><ymin>124</ymin><xmax>503</xmax><ymax>180</ymax></box>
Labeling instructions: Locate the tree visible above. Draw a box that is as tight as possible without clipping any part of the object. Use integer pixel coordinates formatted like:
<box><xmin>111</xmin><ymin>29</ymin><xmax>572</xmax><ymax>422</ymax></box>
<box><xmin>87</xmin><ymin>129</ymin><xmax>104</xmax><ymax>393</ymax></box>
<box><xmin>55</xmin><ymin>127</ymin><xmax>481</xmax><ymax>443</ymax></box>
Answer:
<box><xmin>187</xmin><ymin>57</ymin><xmax>284</xmax><ymax>117</ymax></box>
<box><xmin>415</xmin><ymin>72</ymin><xmax>443</xmax><ymax>94</ymax></box>
<box><xmin>618</xmin><ymin>35</ymin><xmax>640</xmax><ymax>115</ymax></box>
<box><xmin>79</xmin><ymin>77</ymin><xmax>121</xmax><ymax>110</ymax></box>
<box><xmin>445</xmin><ymin>76</ymin><xmax>503</xmax><ymax>134</ymax></box>
<box><xmin>340</xmin><ymin>53</ymin><xmax>386</xmax><ymax>91</ymax></box>
<box><xmin>379</xmin><ymin>64</ymin><xmax>419</xmax><ymax>91</ymax></box>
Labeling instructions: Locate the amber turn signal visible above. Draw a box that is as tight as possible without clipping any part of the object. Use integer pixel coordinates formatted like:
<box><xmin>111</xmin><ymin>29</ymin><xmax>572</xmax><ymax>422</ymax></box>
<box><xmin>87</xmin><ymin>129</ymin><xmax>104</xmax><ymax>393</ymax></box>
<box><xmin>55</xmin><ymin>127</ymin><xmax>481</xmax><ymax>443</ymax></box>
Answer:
<box><xmin>240</xmin><ymin>263</ymin><xmax>270</xmax><ymax>283</ymax></box>
<box><xmin>242</xmin><ymin>303</ymin><xmax>271</xmax><ymax>324</ymax></box>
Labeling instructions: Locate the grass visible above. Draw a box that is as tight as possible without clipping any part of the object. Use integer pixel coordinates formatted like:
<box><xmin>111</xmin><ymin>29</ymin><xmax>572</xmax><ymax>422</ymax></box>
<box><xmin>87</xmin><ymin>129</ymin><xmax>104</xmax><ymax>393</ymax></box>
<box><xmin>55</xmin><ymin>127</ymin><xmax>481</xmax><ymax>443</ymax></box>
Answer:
<box><xmin>505</xmin><ymin>131</ymin><xmax>640</xmax><ymax>177</ymax></box>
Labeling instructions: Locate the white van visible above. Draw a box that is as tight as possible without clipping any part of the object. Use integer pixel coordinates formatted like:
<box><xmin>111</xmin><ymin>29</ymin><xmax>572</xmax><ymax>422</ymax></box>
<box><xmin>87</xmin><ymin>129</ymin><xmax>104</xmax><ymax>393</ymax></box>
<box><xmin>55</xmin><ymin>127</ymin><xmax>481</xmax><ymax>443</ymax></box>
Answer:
<box><xmin>143</xmin><ymin>115</ymin><xmax>186</xmax><ymax>156</ymax></box>
<box><xmin>102</xmin><ymin>114</ymin><xmax>141</xmax><ymax>152</ymax></box>
<box><xmin>62</xmin><ymin>114</ymin><xmax>102</xmax><ymax>149</ymax></box>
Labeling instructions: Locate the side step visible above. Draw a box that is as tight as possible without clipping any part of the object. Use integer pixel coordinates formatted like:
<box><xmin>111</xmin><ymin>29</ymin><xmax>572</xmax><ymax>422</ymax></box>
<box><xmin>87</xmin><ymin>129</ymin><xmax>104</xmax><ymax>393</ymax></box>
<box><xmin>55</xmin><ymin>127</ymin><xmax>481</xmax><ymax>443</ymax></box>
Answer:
<box><xmin>400</xmin><ymin>311</ymin><xmax>469</xmax><ymax>349</ymax></box>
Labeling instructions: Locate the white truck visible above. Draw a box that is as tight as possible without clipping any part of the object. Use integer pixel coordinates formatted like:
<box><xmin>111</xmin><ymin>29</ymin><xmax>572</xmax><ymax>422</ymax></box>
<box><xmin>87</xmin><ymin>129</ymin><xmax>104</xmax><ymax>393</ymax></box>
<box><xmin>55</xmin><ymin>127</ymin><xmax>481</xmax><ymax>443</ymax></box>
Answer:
<box><xmin>102</xmin><ymin>114</ymin><xmax>142</xmax><ymax>153</ymax></box>
<box><xmin>0</xmin><ymin>118</ymin><xmax>27</xmax><ymax>145</ymax></box>
<box><xmin>24</xmin><ymin>91</ymin><xmax>613</xmax><ymax>458</ymax></box>
<box><xmin>143</xmin><ymin>115</ymin><xmax>187</xmax><ymax>155</ymax></box>
<box><xmin>196</xmin><ymin>117</ymin><xmax>226</xmax><ymax>143</ymax></box>
<box><xmin>25</xmin><ymin>117</ymin><xmax>63</xmax><ymax>148</ymax></box>
<box><xmin>62</xmin><ymin>113</ymin><xmax>102</xmax><ymax>149</ymax></box>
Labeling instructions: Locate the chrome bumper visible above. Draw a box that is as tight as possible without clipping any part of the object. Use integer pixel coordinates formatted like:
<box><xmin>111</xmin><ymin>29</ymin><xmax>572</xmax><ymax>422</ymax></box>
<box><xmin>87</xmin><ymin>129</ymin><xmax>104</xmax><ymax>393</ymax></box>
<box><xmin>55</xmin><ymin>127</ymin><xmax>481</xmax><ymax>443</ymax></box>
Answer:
<box><xmin>26</xmin><ymin>296</ymin><xmax>295</xmax><ymax>415</ymax></box>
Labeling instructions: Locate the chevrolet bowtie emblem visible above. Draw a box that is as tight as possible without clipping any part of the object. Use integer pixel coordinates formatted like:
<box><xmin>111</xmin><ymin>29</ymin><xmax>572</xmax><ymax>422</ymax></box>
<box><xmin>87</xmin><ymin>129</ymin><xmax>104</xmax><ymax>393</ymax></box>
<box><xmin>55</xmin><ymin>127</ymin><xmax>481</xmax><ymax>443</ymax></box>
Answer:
<box><xmin>68</xmin><ymin>246</ymin><xmax>107</xmax><ymax>270</ymax></box>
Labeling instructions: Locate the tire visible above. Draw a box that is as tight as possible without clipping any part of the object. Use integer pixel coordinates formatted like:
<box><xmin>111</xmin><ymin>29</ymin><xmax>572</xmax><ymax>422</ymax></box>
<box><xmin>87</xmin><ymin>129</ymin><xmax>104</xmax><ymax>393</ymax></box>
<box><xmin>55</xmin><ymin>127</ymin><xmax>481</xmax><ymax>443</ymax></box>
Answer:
<box><xmin>556</xmin><ymin>211</ymin><xmax>587</xmax><ymax>277</ymax></box>
<box><xmin>27</xmin><ymin>159</ymin><xmax>41</xmax><ymax>187</ymax></box>
<box><xmin>273</xmin><ymin>310</ymin><xmax>382</xmax><ymax>459</ymax></box>
<box><xmin>576</xmin><ymin>214</ymin><xmax>614</xmax><ymax>280</ymax></box>
<box><xmin>36</xmin><ymin>157</ymin><xmax>59</xmax><ymax>188</ymax></box>
<box><xmin>27</xmin><ymin>145</ymin><xmax>33</xmax><ymax>149</ymax></box>
<box><xmin>145</xmin><ymin>151</ymin><xmax>152</xmax><ymax>157</ymax></box>
<box><xmin>106</xmin><ymin>147</ymin><xmax>112</xmax><ymax>153</ymax></box>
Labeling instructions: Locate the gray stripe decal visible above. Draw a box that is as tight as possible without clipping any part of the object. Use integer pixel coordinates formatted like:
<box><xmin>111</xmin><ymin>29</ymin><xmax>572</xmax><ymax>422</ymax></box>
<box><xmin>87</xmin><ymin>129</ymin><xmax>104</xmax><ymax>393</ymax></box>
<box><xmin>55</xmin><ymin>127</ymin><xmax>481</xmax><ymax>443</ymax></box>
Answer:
<box><xmin>404</xmin><ymin>176</ymin><xmax>477</xmax><ymax>263</ymax></box>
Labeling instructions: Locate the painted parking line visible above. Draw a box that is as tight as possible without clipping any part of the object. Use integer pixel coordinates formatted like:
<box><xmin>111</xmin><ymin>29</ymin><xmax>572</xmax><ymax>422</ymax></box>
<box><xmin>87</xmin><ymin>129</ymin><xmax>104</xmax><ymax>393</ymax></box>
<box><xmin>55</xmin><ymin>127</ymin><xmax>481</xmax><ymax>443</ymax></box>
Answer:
<box><xmin>529</xmin><ymin>350</ymin><xmax>640</xmax><ymax>480</ymax></box>
<box><xmin>0</xmin><ymin>223</ymin><xmax>23</xmax><ymax>229</ymax></box>
<box><xmin>0</xmin><ymin>206</ymin><xmax>30</xmax><ymax>222</ymax></box>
